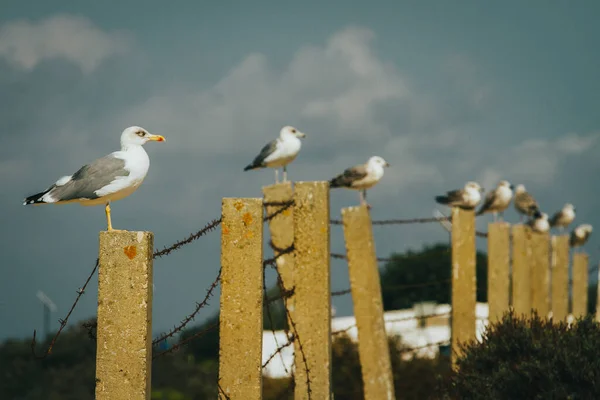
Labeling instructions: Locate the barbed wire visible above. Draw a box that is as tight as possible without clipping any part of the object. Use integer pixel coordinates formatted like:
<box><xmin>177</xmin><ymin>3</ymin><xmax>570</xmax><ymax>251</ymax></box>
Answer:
<box><xmin>266</xmin><ymin>258</ymin><xmax>313</xmax><ymax>399</ymax></box>
<box><xmin>262</xmin><ymin>334</ymin><xmax>295</xmax><ymax>369</ymax></box>
<box><xmin>330</xmin><ymin>252</ymin><xmax>391</xmax><ymax>263</ymax></box>
<box><xmin>217</xmin><ymin>379</ymin><xmax>232</xmax><ymax>400</ymax></box>
<box><xmin>263</xmin><ymin>200</ymin><xmax>295</xmax><ymax>222</ymax></box>
<box><xmin>153</xmin><ymin>321</ymin><xmax>219</xmax><ymax>359</ymax></box>
<box><xmin>153</xmin><ymin>218</ymin><xmax>222</xmax><ymax>258</ymax></box>
<box><xmin>152</xmin><ymin>267</ymin><xmax>222</xmax><ymax>350</ymax></box>
<box><xmin>330</xmin><ymin>216</ymin><xmax>451</xmax><ymax>225</ymax></box>
<box><xmin>332</xmin><ymin>312</ymin><xmax>452</xmax><ymax>336</ymax></box>
<box><xmin>30</xmin><ymin>258</ymin><xmax>100</xmax><ymax>359</ymax></box>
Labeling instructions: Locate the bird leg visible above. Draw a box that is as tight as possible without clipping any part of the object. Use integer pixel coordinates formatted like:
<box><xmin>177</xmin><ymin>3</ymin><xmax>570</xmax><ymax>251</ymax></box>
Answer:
<box><xmin>283</xmin><ymin>165</ymin><xmax>288</xmax><ymax>182</ymax></box>
<box><xmin>105</xmin><ymin>202</ymin><xmax>113</xmax><ymax>231</ymax></box>
<box><xmin>274</xmin><ymin>169</ymin><xmax>279</xmax><ymax>184</ymax></box>
<box><xmin>493</xmin><ymin>212</ymin><xmax>498</xmax><ymax>223</ymax></box>
<box><xmin>360</xmin><ymin>189</ymin><xmax>371</xmax><ymax>210</ymax></box>
<box><xmin>499</xmin><ymin>211</ymin><xmax>504</xmax><ymax>222</ymax></box>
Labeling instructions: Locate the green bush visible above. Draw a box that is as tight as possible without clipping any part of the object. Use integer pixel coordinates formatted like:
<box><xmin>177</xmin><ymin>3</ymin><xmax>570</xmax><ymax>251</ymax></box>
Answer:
<box><xmin>443</xmin><ymin>310</ymin><xmax>600</xmax><ymax>399</ymax></box>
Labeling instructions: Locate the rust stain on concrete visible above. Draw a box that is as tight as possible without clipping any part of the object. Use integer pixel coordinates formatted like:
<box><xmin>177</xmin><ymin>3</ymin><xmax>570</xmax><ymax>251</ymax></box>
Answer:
<box><xmin>123</xmin><ymin>245</ymin><xmax>137</xmax><ymax>260</ymax></box>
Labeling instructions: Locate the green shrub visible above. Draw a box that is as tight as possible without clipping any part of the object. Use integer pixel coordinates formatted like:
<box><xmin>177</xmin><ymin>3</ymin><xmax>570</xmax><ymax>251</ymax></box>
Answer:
<box><xmin>443</xmin><ymin>310</ymin><xmax>600</xmax><ymax>399</ymax></box>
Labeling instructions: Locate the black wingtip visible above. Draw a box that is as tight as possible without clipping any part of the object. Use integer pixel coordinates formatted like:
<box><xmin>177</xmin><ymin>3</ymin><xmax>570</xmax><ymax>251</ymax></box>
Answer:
<box><xmin>435</xmin><ymin>195</ymin><xmax>449</xmax><ymax>204</ymax></box>
<box><xmin>23</xmin><ymin>190</ymin><xmax>49</xmax><ymax>206</ymax></box>
<box><xmin>243</xmin><ymin>165</ymin><xmax>252</xmax><ymax>171</ymax></box>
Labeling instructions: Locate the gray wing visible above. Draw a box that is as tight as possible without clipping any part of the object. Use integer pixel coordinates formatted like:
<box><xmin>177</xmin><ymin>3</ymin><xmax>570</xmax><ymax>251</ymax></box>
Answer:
<box><xmin>476</xmin><ymin>190</ymin><xmax>496</xmax><ymax>215</ymax></box>
<box><xmin>47</xmin><ymin>155</ymin><xmax>129</xmax><ymax>201</ymax></box>
<box><xmin>549</xmin><ymin>210</ymin><xmax>562</xmax><ymax>226</ymax></box>
<box><xmin>245</xmin><ymin>139</ymin><xmax>279</xmax><ymax>170</ymax></box>
<box><xmin>329</xmin><ymin>165</ymin><xmax>368</xmax><ymax>188</ymax></box>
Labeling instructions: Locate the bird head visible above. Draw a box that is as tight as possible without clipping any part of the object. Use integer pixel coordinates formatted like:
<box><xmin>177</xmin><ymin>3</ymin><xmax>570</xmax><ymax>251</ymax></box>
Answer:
<box><xmin>281</xmin><ymin>126</ymin><xmax>306</xmax><ymax>139</ymax></box>
<box><xmin>368</xmin><ymin>156</ymin><xmax>390</xmax><ymax>168</ymax></box>
<box><xmin>514</xmin><ymin>184</ymin><xmax>526</xmax><ymax>194</ymax></box>
<box><xmin>580</xmin><ymin>224</ymin><xmax>593</xmax><ymax>234</ymax></box>
<box><xmin>499</xmin><ymin>180</ymin><xmax>512</xmax><ymax>190</ymax></box>
<box><xmin>565</xmin><ymin>203</ymin><xmax>575</xmax><ymax>212</ymax></box>
<box><xmin>121</xmin><ymin>126</ymin><xmax>165</xmax><ymax>147</ymax></box>
<box><xmin>465</xmin><ymin>181</ymin><xmax>483</xmax><ymax>193</ymax></box>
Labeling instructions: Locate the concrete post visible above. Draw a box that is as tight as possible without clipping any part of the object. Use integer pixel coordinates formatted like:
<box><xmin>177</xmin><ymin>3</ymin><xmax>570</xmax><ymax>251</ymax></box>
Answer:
<box><xmin>450</xmin><ymin>207</ymin><xmax>476</xmax><ymax>367</ymax></box>
<box><xmin>218</xmin><ymin>198</ymin><xmax>264</xmax><ymax>399</ymax></box>
<box><xmin>341</xmin><ymin>205</ymin><xmax>395</xmax><ymax>400</ymax></box>
<box><xmin>262</xmin><ymin>182</ymin><xmax>295</xmax><ymax>319</ymax></box>
<box><xmin>293</xmin><ymin>181</ymin><xmax>331</xmax><ymax>400</ymax></box>
<box><xmin>551</xmin><ymin>236</ymin><xmax>569</xmax><ymax>322</ymax></box>
<box><xmin>572</xmin><ymin>252</ymin><xmax>589</xmax><ymax>318</ymax></box>
<box><xmin>487</xmin><ymin>222</ymin><xmax>510</xmax><ymax>323</ymax></box>
<box><xmin>511</xmin><ymin>225</ymin><xmax>531</xmax><ymax>316</ymax></box>
<box><xmin>96</xmin><ymin>231</ymin><xmax>154</xmax><ymax>400</ymax></box>
<box><xmin>530</xmin><ymin>231</ymin><xmax>550</xmax><ymax>318</ymax></box>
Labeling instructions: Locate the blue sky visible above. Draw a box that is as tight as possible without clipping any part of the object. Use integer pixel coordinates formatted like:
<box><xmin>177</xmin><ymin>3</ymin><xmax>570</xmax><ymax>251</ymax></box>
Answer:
<box><xmin>1</xmin><ymin>1</ymin><xmax>599</xmax><ymax>340</ymax></box>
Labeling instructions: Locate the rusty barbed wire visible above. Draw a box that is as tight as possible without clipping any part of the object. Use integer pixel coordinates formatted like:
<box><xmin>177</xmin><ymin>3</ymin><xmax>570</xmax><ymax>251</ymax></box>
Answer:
<box><xmin>330</xmin><ymin>252</ymin><xmax>391</xmax><ymax>263</ymax></box>
<box><xmin>330</xmin><ymin>216</ymin><xmax>451</xmax><ymax>225</ymax></box>
<box><xmin>263</xmin><ymin>200</ymin><xmax>295</xmax><ymax>222</ymax></box>
<box><xmin>31</xmin><ymin>258</ymin><xmax>100</xmax><ymax>359</ymax></box>
<box><xmin>153</xmin><ymin>321</ymin><xmax>219</xmax><ymax>359</ymax></box>
<box><xmin>217</xmin><ymin>379</ymin><xmax>232</xmax><ymax>400</ymax></box>
<box><xmin>332</xmin><ymin>311</ymin><xmax>452</xmax><ymax>336</ymax></box>
<box><xmin>266</xmin><ymin>254</ymin><xmax>312</xmax><ymax>399</ymax></box>
<box><xmin>263</xmin><ymin>259</ymin><xmax>291</xmax><ymax>376</ymax></box>
<box><xmin>332</xmin><ymin>289</ymin><xmax>352</xmax><ymax>297</ymax></box>
<box><xmin>262</xmin><ymin>333</ymin><xmax>295</xmax><ymax>369</ymax></box>
<box><xmin>153</xmin><ymin>218</ymin><xmax>222</xmax><ymax>258</ymax></box>
<box><xmin>152</xmin><ymin>267</ymin><xmax>222</xmax><ymax>349</ymax></box>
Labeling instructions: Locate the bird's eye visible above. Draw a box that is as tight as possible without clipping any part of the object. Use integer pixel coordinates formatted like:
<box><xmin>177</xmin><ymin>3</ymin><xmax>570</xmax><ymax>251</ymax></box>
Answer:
<box><xmin>291</xmin><ymin>129</ymin><xmax>296</xmax><ymax>133</ymax></box>
<box><xmin>136</xmin><ymin>130</ymin><xmax>145</xmax><ymax>137</ymax></box>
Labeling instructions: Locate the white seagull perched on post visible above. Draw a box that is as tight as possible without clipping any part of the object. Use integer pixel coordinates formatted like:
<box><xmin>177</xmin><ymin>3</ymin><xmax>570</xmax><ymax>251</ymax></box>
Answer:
<box><xmin>549</xmin><ymin>203</ymin><xmax>576</xmax><ymax>233</ymax></box>
<box><xmin>23</xmin><ymin>126</ymin><xmax>165</xmax><ymax>231</ymax></box>
<box><xmin>569</xmin><ymin>224</ymin><xmax>593</xmax><ymax>251</ymax></box>
<box><xmin>435</xmin><ymin>181</ymin><xmax>484</xmax><ymax>210</ymax></box>
<box><xmin>243</xmin><ymin>125</ymin><xmax>306</xmax><ymax>183</ymax></box>
<box><xmin>476</xmin><ymin>180</ymin><xmax>514</xmax><ymax>221</ymax></box>
<box><xmin>328</xmin><ymin>156</ymin><xmax>390</xmax><ymax>208</ymax></box>
<box><xmin>514</xmin><ymin>184</ymin><xmax>540</xmax><ymax>222</ymax></box>
<box><xmin>527</xmin><ymin>211</ymin><xmax>550</xmax><ymax>233</ymax></box>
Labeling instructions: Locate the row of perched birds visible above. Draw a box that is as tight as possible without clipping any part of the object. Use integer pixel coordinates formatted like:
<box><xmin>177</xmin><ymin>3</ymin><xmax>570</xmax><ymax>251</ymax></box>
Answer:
<box><xmin>20</xmin><ymin>122</ymin><xmax>593</xmax><ymax>255</ymax></box>
<box><xmin>434</xmin><ymin>180</ymin><xmax>593</xmax><ymax>250</ymax></box>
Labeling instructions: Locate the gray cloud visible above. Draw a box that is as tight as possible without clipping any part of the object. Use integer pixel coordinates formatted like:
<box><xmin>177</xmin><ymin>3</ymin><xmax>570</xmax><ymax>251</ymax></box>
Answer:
<box><xmin>0</xmin><ymin>14</ymin><xmax>131</xmax><ymax>73</ymax></box>
<box><xmin>1</xmin><ymin>11</ymin><xmax>599</xmax><ymax>342</ymax></box>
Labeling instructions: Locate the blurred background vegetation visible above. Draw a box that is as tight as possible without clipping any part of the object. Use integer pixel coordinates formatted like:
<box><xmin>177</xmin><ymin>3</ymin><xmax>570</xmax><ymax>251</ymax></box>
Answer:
<box><xmin>2</xmin><ymin>242</ymin><xmax>598</xmax><ymax>399</ymax></box>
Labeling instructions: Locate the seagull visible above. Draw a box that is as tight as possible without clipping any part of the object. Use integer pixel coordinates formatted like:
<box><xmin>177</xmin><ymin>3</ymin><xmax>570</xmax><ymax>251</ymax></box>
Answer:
<box><xmin>549</xmin><ymin>203</ymin><xmax>576</xmax><ymax>233</ymax></box>
<box><xmin>476</xmin><ymin>180</ymin><xmax>514</xmax><ymax>221</ymax></box>
<box><xmin>569</xmin><ymin>224</ymin><xmax>593</xmax><ymax>252</ymax></box>
<box><xmin>435</xmin><ymin>181</ymin><xmax>484</xmax><ymax>210</ymax></box>
<box><xmin>328</xmin><ymin>156</ymin><xmax>390</xmax><ymax>208</ymax></box>
<box><xmin>243</xmin><ymin>126</ymin><xmax>306</xmax><ymax>183</ymax></box>
<box><xmin>514</xmin><ymin>184</ymin><xmax>540</xmax><ymax>222</ymax></box>
<box><xmin>23</xmin><ymin>126</ymin><xmax>165</xmax><ymax>231</ymax></box>
<box><xmin>527</xmin><ymin>211</ymin><xmax>550</xmax><ymax>233</ymax></box>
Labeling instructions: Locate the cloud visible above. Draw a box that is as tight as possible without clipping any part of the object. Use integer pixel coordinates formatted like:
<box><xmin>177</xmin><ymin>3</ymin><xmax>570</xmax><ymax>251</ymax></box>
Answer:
<box><xmin>0</xmin><ymin>14</ymin><xmax>130</xmax><ymax>73</ymax></box>
<box><xmin>477</xmin><ymin>131</ymin><xmax>600</xmax><ymax>186</ymax></box>
<box><xmin>120</xmin><ymin>27</ymin><xmax>487</xmax><ymax>202</ymax></box>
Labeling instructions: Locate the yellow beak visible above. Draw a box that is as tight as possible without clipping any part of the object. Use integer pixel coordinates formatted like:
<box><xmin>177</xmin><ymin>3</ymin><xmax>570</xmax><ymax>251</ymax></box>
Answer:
<box><xmin>148</xmin><ymin>134</ymin><xmax>166</xmax><ymax>142</ymax></box>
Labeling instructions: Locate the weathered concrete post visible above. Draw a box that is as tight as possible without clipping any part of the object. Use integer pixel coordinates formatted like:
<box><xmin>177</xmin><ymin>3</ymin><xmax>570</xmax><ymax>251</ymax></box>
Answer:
<box><xmin>218</xmin><ymin>198</ymin><xmax>264</xmax><ymax>399</ymax></box>
<box><xmin>96</xmin><ymin>231</ymin><xmax>154</xmax><ymax>400</ymax></box>
<box><xmin>341</xmin><ymin>205</ymin><xmax>395</xmax><ymax>400</ymax></box>
<box><xmin>551</xmin><ymin>235</ymin><xmax>569</xmax><ymax>321</ymax></box>
<box><xmin>487</xmin><ymin>222</ymin><xmax>510</xmax><ymax>323</ymax></box>
<box><xmin>511</xmin><ymin>225</ymin><xmax>531</xmax><ymax>315</ymax></box>
<box><xmin>571</xmin><ymin>252</ymin><xmax>589</xmax><ymax>318</ymax></box>
<box><xmin>293</xmin><ymin>181</ymin><xmax>331</xmax><ymax>400</ymax></box>
<box><xmin>262</xmin><ymin>182</ymin><xmax>295</xmax><ymax>317</ymax></box>
<box><xmin>451</xmin><ymin>207</ymin><xmax>476</xmax><ymax>367</ymax></box>
<box><xmin>530</xmin><ymin>231</ymin><xmax>550</xmax><ymax>318</ymax></box>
